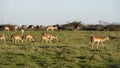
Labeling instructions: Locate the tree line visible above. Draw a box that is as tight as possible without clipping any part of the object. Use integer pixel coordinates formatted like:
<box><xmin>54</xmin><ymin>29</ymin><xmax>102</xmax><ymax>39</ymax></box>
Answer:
<box><xmin>0</xmin><ymin>21</ymin><xmax>120</xmax><ymax>31</ymax></box>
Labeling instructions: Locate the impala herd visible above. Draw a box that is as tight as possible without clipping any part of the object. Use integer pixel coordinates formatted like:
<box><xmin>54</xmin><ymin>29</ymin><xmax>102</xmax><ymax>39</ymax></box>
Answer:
<box><xmin>0</xmin><ymin>33</ymin><xmax>58</xmax><ymax>43</ymax></box>
<box><xmin>0</xmin><ymin>25</ymin><xmax>110</xmax><ymax>48</ymax></box>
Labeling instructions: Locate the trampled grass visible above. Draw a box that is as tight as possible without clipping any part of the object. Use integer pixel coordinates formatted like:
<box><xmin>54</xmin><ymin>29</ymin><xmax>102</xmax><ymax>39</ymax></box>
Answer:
<box><xmin>0</xmin><ymin>30</ymin><xmax>120</xmax><ymax>68</ymax></box>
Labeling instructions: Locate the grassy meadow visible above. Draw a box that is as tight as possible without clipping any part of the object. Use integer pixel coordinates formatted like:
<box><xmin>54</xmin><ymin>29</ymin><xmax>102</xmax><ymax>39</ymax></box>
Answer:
<box><xmin>0</xmin><ymin>30</ymin><xmax>120</xmax><ymax>68</ymax></box>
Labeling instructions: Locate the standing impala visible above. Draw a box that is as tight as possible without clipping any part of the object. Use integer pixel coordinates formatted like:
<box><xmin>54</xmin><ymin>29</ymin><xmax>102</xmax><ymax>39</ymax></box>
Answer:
<box><xmin>11</xmin><ymin>34</ymin><xmax>23</xmax><ymax>43</ymax></box>
<box><xmin>20</xmin><ymin>28</ymin><xmax>25</xmax><ymax>36</ymax></box>
<box><xmin>89</xmin><ymin>35</ymin><xmax>109</xmax><ymax>48</ymax></box>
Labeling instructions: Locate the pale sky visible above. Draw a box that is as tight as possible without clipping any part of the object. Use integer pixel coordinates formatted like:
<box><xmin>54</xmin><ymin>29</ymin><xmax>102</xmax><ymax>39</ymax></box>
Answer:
<box><xmin>0</xmin><ymin>0</ymin><xmax>120</xmax><ymax>26</ymax></box>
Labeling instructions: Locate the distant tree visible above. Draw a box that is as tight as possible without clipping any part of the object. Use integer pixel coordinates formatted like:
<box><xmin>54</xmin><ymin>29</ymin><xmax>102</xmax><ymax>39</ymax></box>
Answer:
<box><xmin>104</xmin><ymin>24</ymin><xmax>120</xmax><ymax>31</ymax></box>
<box><xmin>60</xmin><ymin>21</ymin><xmax>84</xmax><ymax>30</ymax></box>
<box><xmin>98</xmin><ymin>20</ymin><xmax>111</xmax><ymax>26</ymax></box>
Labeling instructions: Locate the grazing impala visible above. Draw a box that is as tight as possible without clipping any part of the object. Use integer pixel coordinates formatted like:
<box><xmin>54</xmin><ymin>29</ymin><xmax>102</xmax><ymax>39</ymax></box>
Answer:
<box><xmin>11</xmin><ymin>34</ymin><xmax>23</xmax><ymax>43</ymax></box>
<box><xmin>22</xmin><ymin>34</ymin><xmax>35</xmax><ymax>42</ymax></box>
<box><xmin>41</xmin><ymin>33</ymin><xmax>58</xmax><ymax>43</ymax></box>
<box><xmin>4</xmin><ymin>26</ymin><xmax>10</xmax><ymax>31</ymax></box>
<box><xmin>46</xmin><ymin>25</ymin><xmax>58</xmax><ymax>31</ymax></box>
<box><xmin>0</xmin><ymin>34</ymin><xmax>6</xmax><ymax>42</ymax></box>
<box><xmin>89</xmin><ymin>35</ymin><xmax>109</xmax><ymax>48</ymax></box>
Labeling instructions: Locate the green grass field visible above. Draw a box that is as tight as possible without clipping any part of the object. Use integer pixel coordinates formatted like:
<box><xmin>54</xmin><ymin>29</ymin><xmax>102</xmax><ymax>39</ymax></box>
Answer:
<box><xmin>0</xmin><ymin>30</ymin><xmax>120</xmax><ymax>68</ymax></box>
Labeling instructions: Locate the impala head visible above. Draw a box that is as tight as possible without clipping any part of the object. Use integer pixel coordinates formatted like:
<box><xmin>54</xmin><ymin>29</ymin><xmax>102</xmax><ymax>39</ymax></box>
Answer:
<box><xmin>52</xmin><ymin>36</ymin><xmax>59</xmax><ymax>42</ymax></box>
<box><xmin>32</xmin><ymin>37</ymin><xmax>35</xmax><ymax>42</ymax></box>
<box><xmin>19</xmin><ymin>39</ymin><xmax>23</xmax><ymax>43</ymax></box>
<box><xmin>54</xmin><ymin>26</ymin><xmax>58</xmax><ymax>30</ymax></box>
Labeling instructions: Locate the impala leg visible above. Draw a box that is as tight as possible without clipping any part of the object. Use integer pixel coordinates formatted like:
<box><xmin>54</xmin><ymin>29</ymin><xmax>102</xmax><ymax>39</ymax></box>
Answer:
<box><xmin>101</xmin><ymin>42</ymin><xmax>104</xmax><ymax>48</ymax></box>
<box><xmin>97</xmin><ymin>41</ymin><xmax>100</xmax><ymax>49</ymax></box>
<box><xmin>92</xmin><ymin>41</ymin><xmax>96</xmax><ymax>48</ymax></box>
<box><xmin>41</xmin><ymin>39</ymin><xmax>43</xmax><ymax>43</ymax></box>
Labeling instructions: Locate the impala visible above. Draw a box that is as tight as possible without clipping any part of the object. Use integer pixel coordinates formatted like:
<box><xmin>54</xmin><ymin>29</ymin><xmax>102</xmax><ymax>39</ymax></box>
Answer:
<box><xmin>13</xmin><ymin>25</ymin><xmax>19</xmax><ymax>31</ymax></box>
<box><xmin>4</xmin><ymin>26</ymin><xmax>10</xmax><ymax>31</ymax></box>
<box><xmin>20</xmin><ymin>28</ymin><xmax>25</xmax><ymax>36</ymax></box>
<box><xmin>22</xmin><ymin>34</ymin><xmax>35</xmax><ymax>42</ymax></box>
<box><xmin>41</xmin><ymin>33</ymin><xmax>58</xmax><ymax>43</ymax></box>
<box><xmin>11</xmin><ymin>34</ymin><xmax>23</xmax><ymax>43</ymax></box>
<box><xmin>89</xmin><ymin>35</ymin><xmax>109</xmax><ymax>48</ymax></box>
<box><xmin>46</xmin><ymin>25</ymin><xmax>58</xmax><ymax>31</ymax></box>
<box><xmin>0</xmin><ymin>34</ymin><xmax>6</xmax><ymax>42</ymax></box>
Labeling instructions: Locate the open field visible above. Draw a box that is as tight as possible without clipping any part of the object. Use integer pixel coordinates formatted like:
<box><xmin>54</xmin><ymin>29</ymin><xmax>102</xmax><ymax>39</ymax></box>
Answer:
<box><xmin>0</xmin><ymin>30</ymin><xmax>120</xmax><ymax>68</ymax></box>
